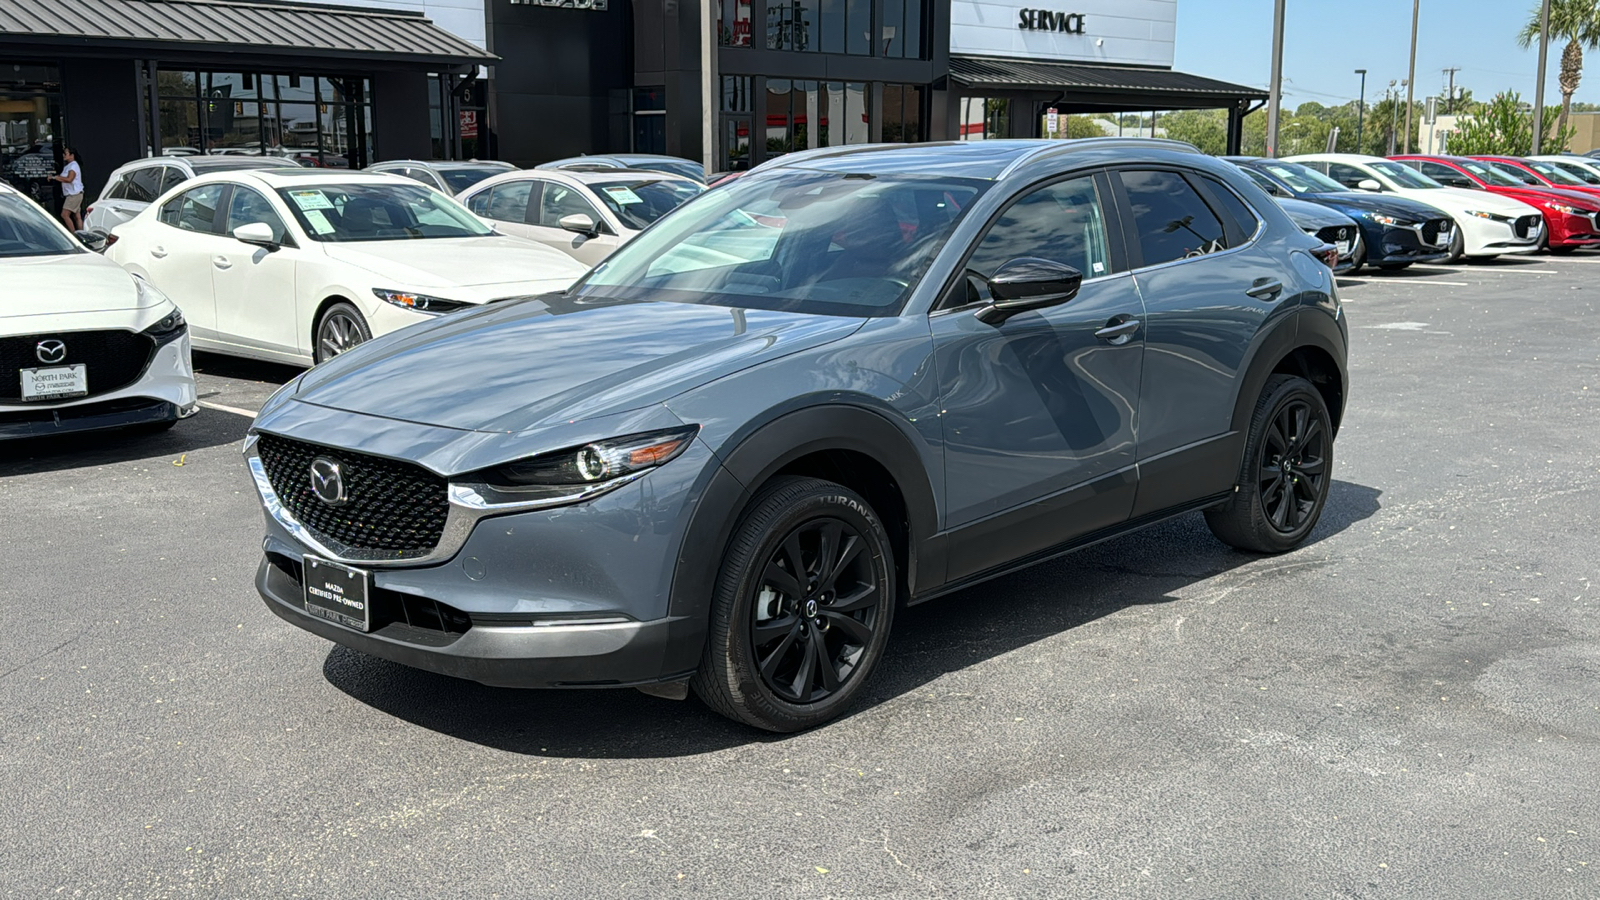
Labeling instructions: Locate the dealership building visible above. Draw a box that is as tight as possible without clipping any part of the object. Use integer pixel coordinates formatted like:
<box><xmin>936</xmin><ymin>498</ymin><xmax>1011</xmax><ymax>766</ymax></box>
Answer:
<box><xmin>3</xmin><ymin>0</ymin><xmax>1264</xmax><ymax>203</ymax></box>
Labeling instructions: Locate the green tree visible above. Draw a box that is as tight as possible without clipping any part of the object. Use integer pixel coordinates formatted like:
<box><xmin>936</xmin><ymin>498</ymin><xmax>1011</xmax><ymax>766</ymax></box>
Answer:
<box><xmin>1449</xmin><ymin>90</ymin><xmax>1575</xmax><ymax>154</ymax></box>
<box><xmin>1160</xmin><ymin>108</ymin><xmax>1229</xmax><ymax>155</ymax></box>
<box><xmin>1518</xmin><ymin>0</ymin><xmax>1600</xmax><ymax>149</ymax></box>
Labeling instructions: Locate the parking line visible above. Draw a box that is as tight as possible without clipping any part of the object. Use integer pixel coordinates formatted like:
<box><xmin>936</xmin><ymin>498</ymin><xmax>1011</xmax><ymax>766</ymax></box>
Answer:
<box><xmin>1351</xmin><ymin>279</ymin><xmax>1471</xmax><ymax>287</ymax></box>
<box><xmin>198</xmin><ymin>400</ymin><xmax>259</xmax><ymax>418</ymax></box>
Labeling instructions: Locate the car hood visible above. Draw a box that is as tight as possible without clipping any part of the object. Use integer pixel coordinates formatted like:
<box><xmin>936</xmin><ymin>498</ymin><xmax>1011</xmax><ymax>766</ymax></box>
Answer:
<box><xmin>1391</xmin><ymin>186</ymin><xmax>1537</xmax><ymax>215</ymax></box>
<box><xmin>1489</xmin><ymin>185</ymin><xmax>1600</xmax><ymax>209</ymax></box>
<box><xmin>289</xmin><ymin>294</ymin><xmax>867</xmax><ymax>433</ymax></box>
<box><xmin>320</xmin><ymin>235</ymin><xmax>589</xmax><ymax>292</ymax></box>
<box><xmin>1301</xmin><ymin>191</ymin><xmax>1451</xmax><ymax>222</ymax></box>
<box><xmin>1277</xmin><ymin>197</ymin><xmax>1356</xmax><ymax>230</ymax></box>
<box><xmin>0</xmin><ymin>252</ymin><xmax>146</xmax><ymax>317</ymax></box>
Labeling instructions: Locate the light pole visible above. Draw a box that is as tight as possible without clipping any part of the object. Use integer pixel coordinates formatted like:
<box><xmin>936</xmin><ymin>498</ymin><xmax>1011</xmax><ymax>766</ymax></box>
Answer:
<box><xmin>1266</xmin><ymin>0</ymin><xmax>1287</xmax><ymax>157</ymax></box>
<box><xmin>1532</xmin><ymin>0</ymin><xmax>1552</xmax><ymax>153</ymax></box>
<box><xmin>1354</xmin><ymin>69</ymin><xmax>1367</xmax><ymax>152</ymax></box>
<box><xmin>1404</xmin><ymin>0</ymin><xmax>1419</xmax><ymax>153</ymax></box>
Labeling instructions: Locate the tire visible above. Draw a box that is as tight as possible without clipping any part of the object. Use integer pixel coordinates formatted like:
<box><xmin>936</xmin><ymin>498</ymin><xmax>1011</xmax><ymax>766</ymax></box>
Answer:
<box><xmin>1347</xmin><ymin>242</ymin><xmax>1366</xmax><ymax>275</ymax></box>
<box><xmin>1376</xmin><ymin>262</ymin><xmax>1411</xmax><ymax>271</ymax></box>
<box><xmin>314</xmin><ymin>302</ymin><xmax>372</xmax><ymax>365</ymax></box>
<box><xmin>1204</xmin><ymin>374</ymin><xmax>1334</xmax><ymax>554</ymax></box>
<box><xmin>691</xmin><ymin>476</ymin><xmax>896</xmax><ymax>732</ymax></box>
<box><xmin>1444</xmin><ymin>226</ymin><xmax>1465</xmax><ymax>263</ymax></box>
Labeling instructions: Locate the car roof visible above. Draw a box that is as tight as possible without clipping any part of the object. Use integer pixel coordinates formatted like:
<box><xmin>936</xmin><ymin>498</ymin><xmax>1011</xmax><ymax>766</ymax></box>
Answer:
<box><xmin>370</xmin><ymin>159</ymin><xmax>516</xmax><ymax>170</ymax></box>
<box><xmin>187</xmin><ymin>169</ymin><xmax>411</xmax><ymax>189</ymax></box>
<box><xmin>752</xmin><ymin>138</ymin><xmax>1202</xmax><ymax>180</ymax></box>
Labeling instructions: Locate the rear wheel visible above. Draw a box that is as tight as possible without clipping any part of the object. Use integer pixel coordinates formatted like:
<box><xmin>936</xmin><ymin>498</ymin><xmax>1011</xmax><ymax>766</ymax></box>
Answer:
<box><xmin>314</xmin><ymin>302</ymin><xmax>371</xmax><ymax>365</ymax></box>
<box><xmin>1204</xmin><ymin>375</ymin><xmax>1334</xmax><ymax>554</ymax></box>
<box><xmin>691</xmin><ymin>476</ymin><xmax>895</xmax><ymax>732</ymax></box>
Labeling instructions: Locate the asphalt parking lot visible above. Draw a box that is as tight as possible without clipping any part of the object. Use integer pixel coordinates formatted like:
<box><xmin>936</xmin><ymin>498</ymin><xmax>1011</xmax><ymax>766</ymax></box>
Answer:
<box><xmin>3</xmin><ymin>255</ymin><xmax>1598</xmax><ymax>898</ymax></box>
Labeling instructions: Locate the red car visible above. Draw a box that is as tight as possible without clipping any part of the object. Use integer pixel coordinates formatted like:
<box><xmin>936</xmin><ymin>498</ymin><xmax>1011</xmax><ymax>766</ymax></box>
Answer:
<box><xmin>1471</xmin><ymin>155</ymin><xmax>1600</xmax><ymax>198</ymax></box>
<box><xmin>1391</xmin><ymin>154</ymin><xmax>1600</xmax><ymax>252</ymax></box>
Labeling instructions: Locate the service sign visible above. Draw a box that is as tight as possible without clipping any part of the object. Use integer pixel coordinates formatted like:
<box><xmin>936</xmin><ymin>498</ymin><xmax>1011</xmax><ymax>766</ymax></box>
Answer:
<box><xmin>950</xmin><ymin>0</ymin><xmax>1176</xmax><ymax>67</ymax></box>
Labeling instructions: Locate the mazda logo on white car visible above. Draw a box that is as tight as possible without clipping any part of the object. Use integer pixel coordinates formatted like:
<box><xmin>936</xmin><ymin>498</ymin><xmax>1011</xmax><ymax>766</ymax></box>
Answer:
<box><xmin>309</xmin><ymin>457</ymin><xmax>348</xmax><ymax>507</ymax></box>
<box><xmin>36</xmin><ymin>340</ymin><xmax>66</xmax><ymax>364</ymax></box>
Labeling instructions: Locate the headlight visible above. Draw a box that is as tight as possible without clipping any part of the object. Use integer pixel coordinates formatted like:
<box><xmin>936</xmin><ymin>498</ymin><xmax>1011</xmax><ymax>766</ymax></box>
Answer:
<box><xmin>141</xmin><ymin>308</ymin><xmax>187</xmax><ymax>345</ymax></box>
<box><xmin>1545</xmin><ymin>202</ymin><xmax>1586</xmax><ymax>215</ymax></box>
<box><xmin>1364</xmin><ymin>212</ymin><xmax>1403</xmax><ymax>225</ymax></box>
<box><xmin>1464</xmin><ymin>210</ymin><xmax>1512</xmax><ymax>222</ymax></box>
<box><xmin>485</xmin><ymin>427</ymin><xmax>699</xmax><ymax>486</ymax></box>
<box><xmin>372</xmin><ymin>288</ymin><xmax>470</xmax><ymax>315</ymax></box>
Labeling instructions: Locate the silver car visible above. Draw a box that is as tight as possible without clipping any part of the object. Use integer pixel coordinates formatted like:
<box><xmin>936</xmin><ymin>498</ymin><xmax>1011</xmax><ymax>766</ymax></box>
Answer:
<box><xmin>85</xmin><ymin>155</ymin><xmax>285</xmax><ymax>234</ymax></box>
<box><xmin>246</xmin><ymin>139</ymin><xmax>1349</xmax><ymax>731</ymax></box>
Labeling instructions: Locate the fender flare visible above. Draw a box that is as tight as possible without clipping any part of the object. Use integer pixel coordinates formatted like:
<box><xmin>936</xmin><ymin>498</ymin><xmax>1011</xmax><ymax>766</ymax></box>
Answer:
<box><xmin>1228</xmin><ymin>306</ymin><xmax>1349</xmax><ymax>437</ymax></box>
<box><xmin>656</xmin><ymin>404</ymin><xmax>940</xmax><ymax>676</ymax></box>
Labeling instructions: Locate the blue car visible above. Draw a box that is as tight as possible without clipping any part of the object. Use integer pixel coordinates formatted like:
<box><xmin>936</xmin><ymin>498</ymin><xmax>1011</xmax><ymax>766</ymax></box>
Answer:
<box><xmin>1227</xmin><ymin>157</ymin><xmax>1455</xmax><ymax>271</ymax></box>
<box><xmin>247</xmin><ymin>139</ymin><xmax>1349</xmax><ymax>731</ymax></box>
<box><xmin>1278</xmin><ymin>196</ymin><xmax>1362</xmax><ymax>274</ymax></box>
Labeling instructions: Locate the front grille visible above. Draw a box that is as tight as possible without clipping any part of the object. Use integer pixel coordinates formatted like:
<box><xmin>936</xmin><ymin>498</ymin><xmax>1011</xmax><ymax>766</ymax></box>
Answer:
<box><xmin>1514</xmin><ymin>215</ymin><xmax>1540</xmax><ymax>239</ymax></box>
<box><xmin>1421</xmin><ymin>219</ymin><xmax>1450</xmax><ymax>246</ymax></box>
<box><xmin>256</xmin><ymin>433</ymin><xmax>449</xmax><ymax>554</ymax></box>
<box><xmin>0</xmin><ymin>330</ymin><xmax>155</xmax><ymax>401</ymax></box>
<box><xmin>1316</xmin><ymin>225</ymin><xmax>1354</xmax><ymax>249</ymax></box>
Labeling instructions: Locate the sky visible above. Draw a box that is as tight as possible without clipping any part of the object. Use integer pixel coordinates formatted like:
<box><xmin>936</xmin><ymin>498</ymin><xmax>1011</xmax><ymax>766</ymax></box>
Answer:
<box><xmin>1173</xmin><ymin>0</ymin><xmax>1578</xmax><ymax>111</ymax></box>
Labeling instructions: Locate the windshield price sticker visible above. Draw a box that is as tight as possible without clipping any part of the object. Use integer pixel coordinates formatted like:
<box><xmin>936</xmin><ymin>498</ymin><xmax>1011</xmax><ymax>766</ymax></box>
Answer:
<box><xmin>303</xmin><ymin>209</ymin><xmax>336</xmax><ymax>234</ymax></box>
<box><xmin>289</xmin><ymin>190</ymin><xmax>334</xmax><ymax>211</ymax></box>
<box><xmin>602</xmin><ymin>186</ymin><xmax>644</xmax><ymax>205</ymax></box>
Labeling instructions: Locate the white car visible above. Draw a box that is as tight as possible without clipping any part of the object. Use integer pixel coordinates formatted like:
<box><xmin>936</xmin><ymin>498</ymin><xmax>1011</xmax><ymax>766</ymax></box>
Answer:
<box><xmin>457</xmin><ymin>169</ymin><xmax>704</xmax><ymax>265</ymax></box>
<box><xmin>106</xmin><ymin>170</ymin><xmax>589</xmax><ymax>366</ymax></box>
<box><xmin>0</xmin><ymin>182</ymin><xmax>196</xmax><ymax>440</ymax></box>
<box><xmin>1529</xmin><ymin>154</ymin><xmax>1600</xmax><ymax>187</ymax></box>
<box><xmin>1285</xmin><ymin>153</ymin><xmax>1544</xmax><ymax>260</ymax></box>
<box><xmin>85</xmin><ymin>155</ymin><xmax>286</xmax><ymax>235</ymax></box>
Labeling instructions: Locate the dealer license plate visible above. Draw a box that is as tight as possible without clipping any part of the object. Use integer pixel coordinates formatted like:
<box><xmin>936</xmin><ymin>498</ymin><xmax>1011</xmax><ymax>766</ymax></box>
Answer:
<box><xmin>20</xmin><ymin>364</ymin><xmax>87</xmax><ymax>401</ymax></box>
<box><xmin>303</xmin><ymin>556</ymin><xmax>372</xmax><ymax>632</ymax></box>
<box><xmin>1335</xmin><ymin>239</ymin><xmax>1352</xmax><ymax>256</ymax></box>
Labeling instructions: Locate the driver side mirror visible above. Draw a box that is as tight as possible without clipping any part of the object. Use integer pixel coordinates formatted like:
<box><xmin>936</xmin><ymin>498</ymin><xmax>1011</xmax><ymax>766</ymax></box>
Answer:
<box><xmin>232</xmin><ymin>221</ymin><xmax>280</xmax><ymax>251</ymax></box>
<box><xmin>559</xmin><ymin>213</ymin><xmax>597</xmax><ymax>236</ymax></box>
<box><xmin>975</xmin><ymin>258</ymin><xmax>1083</xmax><ymax>326</ymax></box>
<box><xmin>1357</xmin><ymin>178</ymin><xmax>1384</xmax><ymax>192</ymax></box>
<box><xmin>74</xmin><ymin>229</ymin><xmax>108</xmax><ymax>252</ymax></box>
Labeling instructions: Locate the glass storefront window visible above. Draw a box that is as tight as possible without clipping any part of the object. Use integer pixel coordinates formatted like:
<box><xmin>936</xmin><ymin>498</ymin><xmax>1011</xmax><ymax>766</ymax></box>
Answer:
<box><xmin>0</xmin><ymin>63</ymin><xmax>63</xmax><ymax>208</ymax></box>
<box><xmin>846</xmin><ymin>0</ymin><xmax>871</xmax><ymax>55</ymax></box>
<box><xmin>156</xmin><ymin>68</ymin><xmax>372</xmax><ymax>167</ymax></box>
<box><xmin>719</xmin><ymin>0</ymin><xmax>753</xmax><ymax>46</ymax></box>
<box><xmin>761</xmin><ymin>0</ymin><xmax>924</xmax><ymax>57</ymax></box>
<box><xmin>882</xmin><ymin>84</ymin><xmax>923</xmax><ymax>143</ymax></box>
<box><xmin>958</xmin><ymin>97</ymin><xmax>1008</xmax><ymax>141</ymax></box>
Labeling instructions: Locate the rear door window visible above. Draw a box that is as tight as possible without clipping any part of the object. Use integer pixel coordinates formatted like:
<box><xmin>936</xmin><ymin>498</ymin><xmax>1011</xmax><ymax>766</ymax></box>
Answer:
<box><xmin>1118</xmin><ymin>169</ymin><xmax>1230</xmax><ymax>267</ymax></box>
<box><xmin>100</xmin><ymin>172</ymin><xmax>132</xmax><ymax>201</ymax></box>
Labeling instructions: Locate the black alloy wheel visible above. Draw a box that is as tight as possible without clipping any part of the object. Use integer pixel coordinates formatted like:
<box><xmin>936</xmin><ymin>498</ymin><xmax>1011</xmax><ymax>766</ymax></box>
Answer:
<box><xmin>693</xmin><ymin>476</ymin><xmax>895</xmax><ymax>732</ymax></box>
<box><xmin>1255</xmin><ymin>398</ymin><xmax>1329</xmax><ymax>534</ymax></box>
<box><xmin>749</xmin><ymin>517</ymin><xmax>882</xmax><ymax>704</ymax></box>
<box><xmin>1204</xmin><ymin>374</ymin><xmax>1334</xmax><ymax>553</ymax></box>
<box><xmin>314</xmin><ymin>302</ymin><xmax>371</xmax><ymax>365</ymax></box>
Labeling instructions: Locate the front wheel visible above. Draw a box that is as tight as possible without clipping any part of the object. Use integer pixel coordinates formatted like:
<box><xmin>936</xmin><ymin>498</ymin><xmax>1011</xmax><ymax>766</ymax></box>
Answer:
<box><xmin>1445</xmin><ymin>226</ymin><xmax>1465</xmax><ymax>263</ymax></box>
<box><xmin>314</xmin><ymin>302</ymin><xmax>372</xmax><ymax>365</ymax></box>
<box><xmin>1204</xmin><ymin>375</ymin><xmax>1334</xmax><ymax>554</ymax></box>
<box><xmin>691</xmin><ymin>476</ymin><xmax>896</xmax><ymax>732</ymax></box>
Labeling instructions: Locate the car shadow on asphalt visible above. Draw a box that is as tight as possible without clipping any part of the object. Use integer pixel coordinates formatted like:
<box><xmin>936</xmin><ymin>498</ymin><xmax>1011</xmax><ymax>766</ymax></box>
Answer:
<box><xmin>192</xmin><ymin>351</ymin><xmax>303</xmax><ymax>386</ymax></box>
<box><xmin>0</xmin><ymin>404</ymin><xmax>251</xmax><ymax>476</ymax></box>
<box><xmin>321</xmin><ymin>479</ymin><xmax>1382</xmax><ymax>757</ymax></box>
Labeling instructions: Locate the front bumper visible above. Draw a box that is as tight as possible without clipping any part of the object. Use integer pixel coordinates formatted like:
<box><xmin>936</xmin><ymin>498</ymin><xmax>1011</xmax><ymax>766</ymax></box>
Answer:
<box><xmin>0</xmin><ymin>336</ymin><xmax>197</xmax><ymax>440</ymax></box>
<box><xmin>1360</xmin><ymin>221</ymin><xmax>1451</xmax><ymax>266</ymax></box>
<box><xmin>1545</xmin><ymin>209</ymin><xmax>1600</xmax><ymax>248</ymax></box>
<box><xmin>1459</xmin><ymin>214</ymin><xmax>1542</xmax><ymax>256</ymax></box>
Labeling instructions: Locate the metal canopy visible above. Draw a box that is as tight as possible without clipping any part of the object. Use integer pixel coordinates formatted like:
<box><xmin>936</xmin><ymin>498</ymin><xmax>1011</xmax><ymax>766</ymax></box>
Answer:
<box><xmin>950</xmin><ymin>56</ymin><xmax>1267</xmax><ymax>110</ymax></box>
<box><xmin>0</xmin><ymin>0</ymin><xmax>494</xmax><ymax>67</ymax></box>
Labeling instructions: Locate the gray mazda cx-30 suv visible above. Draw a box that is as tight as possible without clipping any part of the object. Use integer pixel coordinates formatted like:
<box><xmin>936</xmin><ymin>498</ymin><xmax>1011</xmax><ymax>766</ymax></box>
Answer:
<box><xmin>246</xmin><ymin>139</ymin><xmax>1349</xmax><ymax>731</ymax></box>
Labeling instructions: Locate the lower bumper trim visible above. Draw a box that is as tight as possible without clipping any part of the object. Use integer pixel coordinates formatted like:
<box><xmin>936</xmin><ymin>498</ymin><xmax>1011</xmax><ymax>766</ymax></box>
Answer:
<box><xmin>0</xmin><ymin>398</ymin><xmax>177</xmax><ymax>440</ymax></box>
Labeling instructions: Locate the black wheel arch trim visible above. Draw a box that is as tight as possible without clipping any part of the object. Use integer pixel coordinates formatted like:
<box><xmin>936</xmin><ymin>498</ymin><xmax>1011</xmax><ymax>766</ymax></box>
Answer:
<box><xmin>1229</xmin><ymin>306</ymin><xmax>1348</xmax><ymax>441</ymax></box>
<box><xmin>658</xmin><ymin>402</ymin><xmax>941</xmax><ymax>677</ymax></box>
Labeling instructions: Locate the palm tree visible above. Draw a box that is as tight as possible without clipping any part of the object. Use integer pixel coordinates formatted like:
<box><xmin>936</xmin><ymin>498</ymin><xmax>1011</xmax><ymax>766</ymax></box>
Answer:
<box><xmin>1519</xmin><ymin>0</ymin><xmax>1600</xmax><ymax>149</ymax></box>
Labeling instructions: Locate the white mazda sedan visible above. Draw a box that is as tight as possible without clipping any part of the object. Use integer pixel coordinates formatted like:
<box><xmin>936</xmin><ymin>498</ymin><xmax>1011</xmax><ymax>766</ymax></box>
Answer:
<box><xmin>106</xmin><ymin>170</ymin><xmax>589</xmax><ymax>366</ymax></box>
<box><xmin>1</xmin><ymin>182</ymin><xmax>196</xmax><ymax>440</ymax></box>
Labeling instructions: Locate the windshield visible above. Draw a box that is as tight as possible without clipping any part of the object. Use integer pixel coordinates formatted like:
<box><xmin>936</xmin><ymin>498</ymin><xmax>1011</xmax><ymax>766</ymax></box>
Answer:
<box><xmin>592</xmin><ymin>179</ymin><xmax>704</xmax><ymax>230</ymax></box>
<box><xmin>440</xmin><ymin>167</ymin><xmax>511</xmax><ymax>193</ymax></box>
<box><xmin>1524</xmin><ymin>159</ymin><xmax>1587</xmax><ymax>186</ymax></box>
<box><xmin>1370</xmin><ymin>160</ymin><xmax>1443</xmax><ymax>189</ymax></box>
<box><xmin>0</xmin><ymin>194</ymin><xmax>80</xmax><ymax>258</ymax></box>
<box><xmin>1458</xmin><ymin>160</ymin><xmax>1522</xmax><ymax>187</ymax></box>
<box><xmin>580</xmin><ymin>170</ymin><xmax>989</xmax><ymax>318</ymax></box>
<box><xmin>1486</xmin><ymin>161</ymin><xmax>1540</xmax><ymax>186</ymax></box>
<box><xmin>275</xmin><ymin>183</ymin><xmax>493</xmax><ymax>242</ymax></box>
<box><xmin>1262</xmin><ymin>162</ymin><xmax>1349</xmax><ymax>194</ymax></box>
<box><xmin>631</xmin><ymin>160</ymin><xmax>706</xmax><ymax>182</ymax></box>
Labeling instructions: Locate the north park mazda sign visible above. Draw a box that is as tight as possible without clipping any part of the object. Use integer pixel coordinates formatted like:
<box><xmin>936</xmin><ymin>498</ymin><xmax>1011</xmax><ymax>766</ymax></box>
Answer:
<box><xmin>950</xmin><ymin>0</ymin><xmax>1175</xmax><ymax>67</ymax></box>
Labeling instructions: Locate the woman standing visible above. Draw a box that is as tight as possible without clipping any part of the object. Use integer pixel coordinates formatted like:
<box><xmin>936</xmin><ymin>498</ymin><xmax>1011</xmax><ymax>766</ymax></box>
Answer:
<box><xmin>50</xmin><ymin>146</ymin><xmax>84</xmax><ymax>232</ymax></box>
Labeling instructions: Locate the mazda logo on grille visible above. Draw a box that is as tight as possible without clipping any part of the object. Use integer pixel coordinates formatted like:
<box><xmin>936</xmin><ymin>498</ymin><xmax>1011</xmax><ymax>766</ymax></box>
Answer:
<box><xmin>36</xmin><ymin>340</ymin><xmax>66</xmax><ymax>365</ymax></box>
<box><xmin>309</xmin><ymin>457</ymin><xmax>348</xmax><ymax>507</ymax></box>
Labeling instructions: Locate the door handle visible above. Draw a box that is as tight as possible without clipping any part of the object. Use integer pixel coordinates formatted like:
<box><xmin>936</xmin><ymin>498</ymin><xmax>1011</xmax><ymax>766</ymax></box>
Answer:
<box><xmin>1245</xmin><ymin>278</ymin><xmax>1283</xmax><ymax>300</ymax></box>
<box><xmin>1094</xmin><ymin>318</ymin><xmax>1141</xmax><ymax>344</ymax></box>
<box><xmin>212</xmin><ymin>255</ymin><xmax>232</xmax><ymax>270</ymax></box>
<box><xmin>150</xmin><ymin>246</ymin><xmax>167</xmax><ymax>259</ymax></box>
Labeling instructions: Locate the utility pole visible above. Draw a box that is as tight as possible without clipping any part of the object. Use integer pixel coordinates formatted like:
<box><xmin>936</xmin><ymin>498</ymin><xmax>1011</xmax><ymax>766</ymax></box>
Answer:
<box><xmin>1405</xmin><ymin>0</ymin><xmax>1419</xmax><ymax>154</ymax></box>
<box><xmin>1533</xmin><ymin>0</ymin><xmax>1552</xmax><ymax>153</ymax></box>
<box><xmin>1443</xmin><ymin>67</ymin><xmax>1460</xmax><ymax>114</ymax></box>
<box><xmin>1266</xmin><ymin>0</ymin><xmax>1287</xmax><ymax>157</ymax></box>
<box><xmin>1355</xmin><ymin>69</ymin><xmax>1367</xmax><ymax>152</ymax></box>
